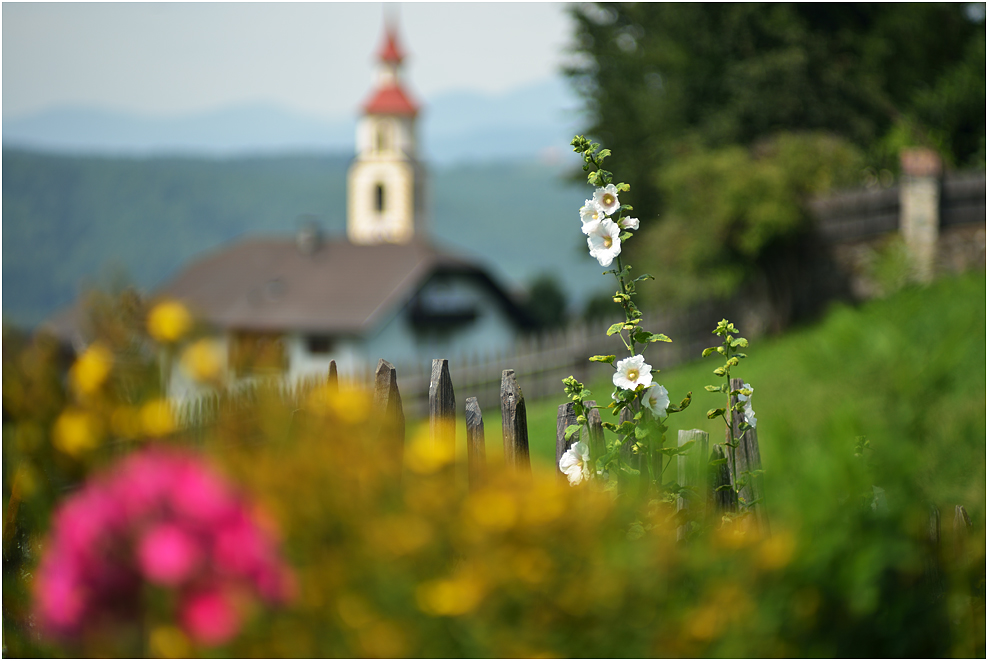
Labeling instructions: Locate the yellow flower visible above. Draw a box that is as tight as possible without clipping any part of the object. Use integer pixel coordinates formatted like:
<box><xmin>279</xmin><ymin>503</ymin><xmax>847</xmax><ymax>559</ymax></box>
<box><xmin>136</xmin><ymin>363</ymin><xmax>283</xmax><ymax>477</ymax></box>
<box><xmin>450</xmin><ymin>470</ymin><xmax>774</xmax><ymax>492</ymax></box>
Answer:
<box><xmin>140</xmin><ymin>398</ymin><xmax>176</xmax><ymax>437</ymax></box>
<box><xmin>69</xmin><ymin>343</ymin><xmax>113</xmax><ymax>395</ymax></box>
<box><xmin>149</xmin><ymin>625</ymin><xmax>190</xmax><ymax>659</ymax></box>
<box><xmin>416</xmin><ymin>570</ymin><xmax>485</xmax><ymax>616</ymax></box>
<box><xmin>147</xmin><ymin>300</ymin><xmax>192</xmax><ymax>343</ymax></box>
<box><xmin>405</xmin><ymin>425</ymin><xmax>455</xmax><ymax>474</ymax></box>
<box><xmin>180</xmin><ymin>338</ymin><xmax>225</xmax><ymax>382</ymax></box>
<box><xmin>52</xmin><ymin>409</ymin><xmax>102</xmax><ymax>457</ymax></box>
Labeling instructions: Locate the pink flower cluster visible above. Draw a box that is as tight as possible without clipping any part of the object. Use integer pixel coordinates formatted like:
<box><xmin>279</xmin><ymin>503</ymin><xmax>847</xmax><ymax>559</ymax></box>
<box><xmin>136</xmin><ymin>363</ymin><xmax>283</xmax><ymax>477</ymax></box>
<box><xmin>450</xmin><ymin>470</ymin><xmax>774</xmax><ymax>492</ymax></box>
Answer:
<box><xmin>33</xmin><ymin>447</ymin><xmax>295</xmax><ymax>647</ymax></box>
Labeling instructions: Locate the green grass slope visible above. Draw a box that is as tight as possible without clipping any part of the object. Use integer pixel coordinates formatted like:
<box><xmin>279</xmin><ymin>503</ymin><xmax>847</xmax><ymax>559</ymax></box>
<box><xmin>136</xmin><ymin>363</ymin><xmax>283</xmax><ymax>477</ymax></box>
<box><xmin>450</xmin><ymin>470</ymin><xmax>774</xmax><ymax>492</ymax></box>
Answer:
<box><xmin>517</xmin><ymin>271</ymin><xmax>986</xmax><ymax>521</ymax></box>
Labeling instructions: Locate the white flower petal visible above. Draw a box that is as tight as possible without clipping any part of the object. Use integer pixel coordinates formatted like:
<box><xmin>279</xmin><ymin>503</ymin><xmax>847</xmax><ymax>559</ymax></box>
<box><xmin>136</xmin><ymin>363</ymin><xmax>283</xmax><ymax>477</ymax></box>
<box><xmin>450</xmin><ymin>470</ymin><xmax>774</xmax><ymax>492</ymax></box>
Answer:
<box><xmin>593</xmin><ymin>184</ymin><xmax>621</xmax><ymax>216</ymax></box>
<box><xmin>586</xmin><ymin>218</ymin><xmax>622</xmax><ymax>267</ymax></box>
<box><xmin>580</xmin><ymin>200</ymin><xmax>606</xmax><ymax>234</ymax></box>
<box><xmin>644</xmin><ymin>384</ymin><xmax>670</xmax><ymax>417</ymax></box>
<box><xmin>613</xmin><ymin>355</ymin><xmax>653</xmax><ymax>391</ymax></box>
<box><xmin>619</xmin><ymin>217</ymin><xmax>640</xmax><ymax>230</ymax></box>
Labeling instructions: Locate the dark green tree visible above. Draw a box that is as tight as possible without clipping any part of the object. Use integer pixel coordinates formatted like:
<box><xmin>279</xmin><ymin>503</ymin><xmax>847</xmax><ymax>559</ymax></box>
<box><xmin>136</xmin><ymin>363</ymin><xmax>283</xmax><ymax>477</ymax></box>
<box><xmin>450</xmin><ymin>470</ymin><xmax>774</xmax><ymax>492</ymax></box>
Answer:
<box><xmin>565</xmin><ymin>3</ymin><xmax>985</xmax><ymax>318</ymax></box>
<box><xmin>523</xmin><ymin>273</ymin><xmax>568</xmax><ymax>331</ymax></box>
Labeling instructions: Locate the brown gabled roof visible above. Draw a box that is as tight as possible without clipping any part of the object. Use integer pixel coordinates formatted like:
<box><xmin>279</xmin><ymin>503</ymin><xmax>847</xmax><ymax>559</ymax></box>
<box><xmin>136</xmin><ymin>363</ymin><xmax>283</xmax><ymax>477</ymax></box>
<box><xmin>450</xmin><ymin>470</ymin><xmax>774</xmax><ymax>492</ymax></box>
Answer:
<box><xmin>153</xmin><ymin>238</ymin><xmax>521</xmax><ymax>335</ymax></box>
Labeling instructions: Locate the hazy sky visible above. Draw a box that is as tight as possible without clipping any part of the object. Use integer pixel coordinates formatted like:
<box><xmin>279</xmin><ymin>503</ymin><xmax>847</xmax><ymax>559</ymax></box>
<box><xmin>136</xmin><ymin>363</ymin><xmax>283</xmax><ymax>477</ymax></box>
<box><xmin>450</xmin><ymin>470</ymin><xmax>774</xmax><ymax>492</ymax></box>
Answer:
<box><xmin>2</xmin><ymin>2</ymin><xmax>577</xmax><ymax>120</ymax></box>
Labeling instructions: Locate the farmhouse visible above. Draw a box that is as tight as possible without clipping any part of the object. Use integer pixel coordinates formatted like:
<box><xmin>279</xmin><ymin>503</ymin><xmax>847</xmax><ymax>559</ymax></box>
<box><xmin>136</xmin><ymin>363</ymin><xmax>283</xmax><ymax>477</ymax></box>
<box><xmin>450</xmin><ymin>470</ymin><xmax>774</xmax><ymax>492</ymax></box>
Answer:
<box><xmin>153</xmin><ymin>21</ymin><xmax>532</xmax><ymax>398</ymax></box>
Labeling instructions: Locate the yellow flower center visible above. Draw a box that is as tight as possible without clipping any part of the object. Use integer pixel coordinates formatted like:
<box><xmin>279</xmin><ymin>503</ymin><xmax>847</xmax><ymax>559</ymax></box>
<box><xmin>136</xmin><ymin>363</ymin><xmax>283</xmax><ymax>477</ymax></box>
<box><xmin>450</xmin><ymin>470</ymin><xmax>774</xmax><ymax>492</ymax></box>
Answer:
<box><xmin>627</xmin><ymin>369</ymin><xmax>638</xmax><ymax>381</ymax></box>
<box><xmin>603</xmin><ymin>236</ymin><xmax>613</xmax><ymax>248</ymax></box>
<box><xmin>603</xmin><ymin>193</ymin><xmax>615</xmax><ymax>207</ymax></box>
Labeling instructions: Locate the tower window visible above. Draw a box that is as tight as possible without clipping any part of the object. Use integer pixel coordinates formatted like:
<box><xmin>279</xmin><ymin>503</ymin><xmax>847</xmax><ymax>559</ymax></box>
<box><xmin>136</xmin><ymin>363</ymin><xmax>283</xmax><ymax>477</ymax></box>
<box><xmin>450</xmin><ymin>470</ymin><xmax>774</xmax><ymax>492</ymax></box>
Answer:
<box><xmin>375</xmin><ymin>184</ymin><xmax>386</xmax><ymax>213</ymax></box>
<box><xmin>376</xmin><ymin>122</ymin><xmax>391</xmax><ymax>151</ymax></box>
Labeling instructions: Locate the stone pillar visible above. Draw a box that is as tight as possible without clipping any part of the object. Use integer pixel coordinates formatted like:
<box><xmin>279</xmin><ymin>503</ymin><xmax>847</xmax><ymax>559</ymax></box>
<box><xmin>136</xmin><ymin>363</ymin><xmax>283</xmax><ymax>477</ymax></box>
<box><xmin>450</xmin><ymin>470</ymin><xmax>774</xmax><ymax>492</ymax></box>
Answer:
<box><xmin>899</xmin><ymin>148</ymin><xmax>942</xmax><ymax>283</ymax></box>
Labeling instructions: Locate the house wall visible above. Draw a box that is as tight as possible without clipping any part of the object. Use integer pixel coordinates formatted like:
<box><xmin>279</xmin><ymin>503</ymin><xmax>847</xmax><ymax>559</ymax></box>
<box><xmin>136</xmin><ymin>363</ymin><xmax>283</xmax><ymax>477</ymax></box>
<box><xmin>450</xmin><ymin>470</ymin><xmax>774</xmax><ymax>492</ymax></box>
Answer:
<box><xmin>165</xmin><ymin>275</ymin><xmax>521</xmax><ymax>399</ymax></box>
<box><xmin>360</xmin><ymin>272</ymin><xmax>520</xmax><ymax>370</ymax></box>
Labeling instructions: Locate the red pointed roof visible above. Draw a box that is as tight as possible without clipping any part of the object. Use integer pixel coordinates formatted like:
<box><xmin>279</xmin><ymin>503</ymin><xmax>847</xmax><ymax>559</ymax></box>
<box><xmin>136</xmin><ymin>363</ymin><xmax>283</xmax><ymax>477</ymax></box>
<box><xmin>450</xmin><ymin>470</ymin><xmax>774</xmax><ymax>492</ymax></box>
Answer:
<box><xmin>378</xmin><ymin>27</ymin><xmax>405</xmax><ymax>63</ymax></box>
<box><xmin>363</xmin><ymin>84</ymin><xmax>418</xmax><ymax>116</ymax></box>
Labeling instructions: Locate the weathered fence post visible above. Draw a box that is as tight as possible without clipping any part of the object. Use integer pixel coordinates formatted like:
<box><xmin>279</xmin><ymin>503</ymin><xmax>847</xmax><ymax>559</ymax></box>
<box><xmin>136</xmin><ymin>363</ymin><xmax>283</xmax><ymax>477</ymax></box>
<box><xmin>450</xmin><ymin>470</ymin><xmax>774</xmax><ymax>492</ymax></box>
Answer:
<box><xmin>500</xmin><ymin>369</ymin><xmax>530</xmax><ymax>473</ymax></box>
<box><xmin>373</xmin><ymin>359</ymin><xmax>405</xmax><ymax>464</ymax></box>
<box><xmin>327</xmin><ymin>359</ymin><xmax>338</xmax><ymax>393</ymax></box>
<box><xmin>709</xmin><ymin>444</ymin><xmax>737</xmax><ymax>516</ymax></box>
<box><xmin>952</xmin><ymin>504</ymin><xmax>972</xmax><ymax>562</ymax></box>
<box><xmin>465</xmin><ymin>397</ymin><xmax>486</xmax><ymax>489</ymax></box>
<box><xmin>429</xmin><ymin>359</ymin><xmax>455</xmax><ymax>457</ymax></box>
<box><xmin>584</xmin><ymin>400</ymin><xmax>605</xmax><ymax>461</ymax></box>
<box><xmin>728</xmin><ymin>377</ymin><xmax>769</xmax><ymax>534</ymax></box>
<box><xmin>677</xmin><ymin>429</ymin><xmax>709</xmax><ymax>541</ymax></box>
<box><xmin>925</xmin><ymin>502</ymin><xmax>945</xmax><ymax>603</ymax></box>
<box><xmin>555</xmin><ymin>402</ymin><xmax>578</xmax><ymax>482</ymax></box>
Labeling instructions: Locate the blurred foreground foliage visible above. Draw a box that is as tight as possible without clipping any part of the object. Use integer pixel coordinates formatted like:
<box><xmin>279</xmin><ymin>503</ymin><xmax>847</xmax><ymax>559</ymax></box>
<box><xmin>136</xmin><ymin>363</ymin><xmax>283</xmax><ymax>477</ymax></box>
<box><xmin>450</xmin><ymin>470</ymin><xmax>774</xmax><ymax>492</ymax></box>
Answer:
<box><xmin>3</xmin><ymin>283</ymin><xmax>985</xmax><ymax>657</ymax></box>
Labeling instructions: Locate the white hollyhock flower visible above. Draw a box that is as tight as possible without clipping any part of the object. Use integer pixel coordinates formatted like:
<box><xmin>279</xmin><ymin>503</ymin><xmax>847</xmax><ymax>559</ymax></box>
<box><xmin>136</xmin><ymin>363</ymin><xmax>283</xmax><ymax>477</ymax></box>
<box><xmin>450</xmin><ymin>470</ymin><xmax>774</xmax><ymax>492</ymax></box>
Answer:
<box><xmin>580</xmin><ymin>199</ymin><xmax>607</xmax><ymax>234</ymax></box>
<box><xmin>586</xmin><ymin>219</ymin><xmax>622</xmax><ymax>267</ymax></box>
<box><xmin>738</xmin><ymin>383</ymin><xmax>756</xmax><ymax>428</ymax></box>
<box><xmin>559</xmin><ymin>441</ymin><xmax>591</xmax><ymax>486</ymax></box>
<box><xmin>613</xmin><ymin>355</ymin><xmax>653</xmax><ymax>391</ymax></box>
<box><xmin>619</xmin><ymin>216</ymin><xmax>640</xmax><ymax>230</ymax></box>
<box><xmin>643</xmin><ymin>384</ymin><xmax>670</xmax><ymax>417</ymax></box>
<box><xmin>744</xmin><ymin>405</ymin><xmax>757</xmax><ymax>429</ymax></box>
<box><xmin>593</xmin><ymin>184</ymin><xmax>621</xmax><ymax>216</ymax></box>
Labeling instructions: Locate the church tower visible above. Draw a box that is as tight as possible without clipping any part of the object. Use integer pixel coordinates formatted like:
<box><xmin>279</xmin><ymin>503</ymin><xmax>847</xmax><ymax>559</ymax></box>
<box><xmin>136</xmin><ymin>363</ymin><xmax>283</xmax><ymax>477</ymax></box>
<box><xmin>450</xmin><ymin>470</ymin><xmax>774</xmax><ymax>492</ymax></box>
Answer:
<box><xmin>347</xmin><ymin>21</ymin><xmax>425</xmax><ymax>245</ymax></box>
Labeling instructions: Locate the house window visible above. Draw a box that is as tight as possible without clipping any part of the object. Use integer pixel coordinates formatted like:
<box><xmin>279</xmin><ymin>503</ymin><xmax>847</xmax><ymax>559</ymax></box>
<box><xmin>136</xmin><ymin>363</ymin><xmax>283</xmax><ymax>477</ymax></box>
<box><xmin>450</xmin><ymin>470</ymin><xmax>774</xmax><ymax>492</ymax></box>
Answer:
<box><xmin>306</xmin><ymin>334</ymin><xmax>333</xmax><ymax>354</ymax></box>
<box><xmin>375</xmin><ymin>184</ymin><xmax>386</xmax><ymax>213</ymax></box>
<box><xmin>229</xmin><ymin>331</ymin><xmax>287</xmax><ymax>377</ymax></box>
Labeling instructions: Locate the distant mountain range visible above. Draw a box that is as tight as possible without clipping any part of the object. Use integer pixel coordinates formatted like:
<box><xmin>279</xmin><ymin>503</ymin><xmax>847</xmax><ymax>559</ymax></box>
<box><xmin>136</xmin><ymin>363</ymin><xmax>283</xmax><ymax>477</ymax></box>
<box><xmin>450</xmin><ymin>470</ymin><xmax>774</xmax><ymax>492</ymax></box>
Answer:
<box><xmin>2</xmin><ymin>149</ymin><xmax>607</xmax><ymax>329</ymax></box>
<box><xmin>2</xmin><ymin>76</ymin><xmax>586</xmax><ymax>166</ymax></box>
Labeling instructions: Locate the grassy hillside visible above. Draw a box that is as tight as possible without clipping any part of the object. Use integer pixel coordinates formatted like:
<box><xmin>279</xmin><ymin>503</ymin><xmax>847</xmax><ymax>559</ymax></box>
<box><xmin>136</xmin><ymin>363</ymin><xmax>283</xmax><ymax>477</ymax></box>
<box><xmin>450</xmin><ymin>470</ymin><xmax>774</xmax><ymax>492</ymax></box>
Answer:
<box><xmin>484</xmin><ymin>271</ymin><xmax>986</xmax><ymax>522</ymax></box>
<box><xmin>2</xmin><ymin>149</ymin><xmax>602</xmax><ymax>328</ymax></box>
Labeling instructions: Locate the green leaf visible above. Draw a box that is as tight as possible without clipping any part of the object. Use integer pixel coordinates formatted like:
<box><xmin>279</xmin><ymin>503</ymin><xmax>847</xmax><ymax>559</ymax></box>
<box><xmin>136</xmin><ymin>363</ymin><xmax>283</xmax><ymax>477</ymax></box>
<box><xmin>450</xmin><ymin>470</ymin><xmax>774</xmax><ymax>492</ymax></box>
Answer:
<box><xmin>730</xmin><ymin>337</ymin><xmax>749</xmax><ymax>348</ymax></box>
<box><xmin>714</xmin><ymin>484</ymin><xmax>734</xmax><ymax>492</ymax></box>
<box><xmin>633</xmin><ymin>273</ymin><xmax>655</xmax><ymax>283</ymax></box>
<box><xmin>616</xmin><ymin>422</ymin><xmax>637</xmax><ymax>437</ymax></box>
<box><xmin>606</xmin><ymin>322</ymin><xmax>625</xmax><ymax>336</ymax></box>
<box><xmin>701</xmin><ymin>347</ymin><xmax>719</xmax><ymax>358</ymax></box>
<box><xmin>619</xmin><ymin>231</ymin><xmax>633</xmax><ymax>241</ymax></box>
<box><xmin>616</xmin><ymin>182</ymin><xmax>630</xmax><ymax>192</ymax></box>
<box><xmin>704</xmin><ymin>385</ymin><xmax>720</xmax><ymax>392</ymax></box>
<box><xmin>709</xmin><ymin>458</ymin><xmax>728</xmax><ymax>467</ymax></box>
<box><xmin>564</xmin><ymin>424</ymin><xmax>582</xmax><ymax>441</ymax></box>
<box><xmin>713</xmin><ymin>367</ymin><xmax>726</xmax><ymax>377</ymax></box>
<box><xmin>589</xmin><ymin>355</ymin><xmax>616</xmax><ymax>364</ymax></box>
<box><xmin>707</xmin><ymin>407</ymin><xmax>726</xmax><ymax>419</ymax></box>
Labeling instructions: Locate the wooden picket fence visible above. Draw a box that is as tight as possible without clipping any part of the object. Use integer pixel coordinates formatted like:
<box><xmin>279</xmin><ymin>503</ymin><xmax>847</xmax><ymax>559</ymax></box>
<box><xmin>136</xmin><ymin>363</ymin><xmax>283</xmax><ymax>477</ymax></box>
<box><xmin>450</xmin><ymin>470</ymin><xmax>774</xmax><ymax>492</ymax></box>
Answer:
<box><xmin>171</xmin><ymin>353</ymin><xmax>975</xmax><ymax>615</ymax></box>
